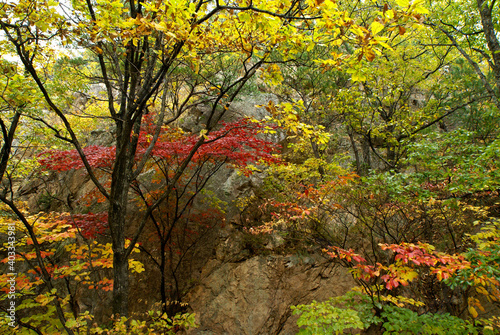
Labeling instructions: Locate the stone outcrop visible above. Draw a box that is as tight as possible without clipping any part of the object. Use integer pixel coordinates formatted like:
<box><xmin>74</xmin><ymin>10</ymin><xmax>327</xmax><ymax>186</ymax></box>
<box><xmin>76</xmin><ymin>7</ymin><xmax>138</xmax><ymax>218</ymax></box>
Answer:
<box><xmin>185</xmin><ymin>225</ymin><xmax>355</xmax><ymax>335</ymax></box>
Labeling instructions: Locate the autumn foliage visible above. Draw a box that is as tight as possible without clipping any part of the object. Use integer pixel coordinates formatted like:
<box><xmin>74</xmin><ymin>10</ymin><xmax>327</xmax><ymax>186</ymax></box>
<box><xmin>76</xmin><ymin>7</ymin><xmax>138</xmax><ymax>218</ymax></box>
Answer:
<box><xmin>38</xmin><ymin>118</ymin><xmax>279</xmax><ymax>174</ymax></box>
<box><xmin>256</xmin><ymin>169</ymin><xmax>500</xmax><ymax>332</ymax></box>
<box><xmin>1</xmin><ymin>0</ymin><xmax>500</xmax><ymax>333</ymax></box>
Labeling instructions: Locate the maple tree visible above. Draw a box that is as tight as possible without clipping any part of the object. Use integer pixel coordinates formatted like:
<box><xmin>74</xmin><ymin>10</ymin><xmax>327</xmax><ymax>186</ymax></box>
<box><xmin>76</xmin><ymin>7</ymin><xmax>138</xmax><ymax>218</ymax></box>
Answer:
<box><xmin>319</xmin><ymin>223</ymin><xmax>500</xmax><ymax>333</ymax></box>
<box><xmin>38</xmin><ymin>115</ymin><xmax>281</xmax><ymax>315</ymax></box>
<box><xmin>133</xmin><ymin>118</ymin><xmax>280</xmax><ymax>314</ymax></box>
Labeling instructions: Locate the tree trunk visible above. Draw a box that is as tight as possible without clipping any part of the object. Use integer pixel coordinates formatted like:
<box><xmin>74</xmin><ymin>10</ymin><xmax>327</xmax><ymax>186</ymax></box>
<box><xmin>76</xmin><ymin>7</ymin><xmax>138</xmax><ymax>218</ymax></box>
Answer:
<box><xmin>109</xmin><ymin>131</ymin><xmax>134</xmax><ymax>316</ymax></box>
<box><xmin>347</xmin><ymin>126</ymin><xmax>362</xmax><ymax>175</ymax></box>
<box><xmin>477</xmin><ymin>0</ymin><xmax>500</xmax><ymax>88</ymax></box>
<box><xmin>361</xmin><ymin>137</ymin><xmax>372</xmax><ymax>175</ymax></box>
<box><xmin>160</xmin><ymin>240</ymin><xmax>168</xmax><ymax>314</ymax></box>
<box><xmin>111</xmin><ymin>245</ymin><xmax>130</xmax><ymax>316</ymax></box>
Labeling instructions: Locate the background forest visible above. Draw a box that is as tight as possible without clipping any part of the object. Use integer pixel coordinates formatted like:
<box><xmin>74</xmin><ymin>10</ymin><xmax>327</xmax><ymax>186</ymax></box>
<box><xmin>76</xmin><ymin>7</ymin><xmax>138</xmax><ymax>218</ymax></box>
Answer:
<box><xmin>0</xmin><ymin>0</ymin><xmax>499</xmax><ymax>334</ymax></box>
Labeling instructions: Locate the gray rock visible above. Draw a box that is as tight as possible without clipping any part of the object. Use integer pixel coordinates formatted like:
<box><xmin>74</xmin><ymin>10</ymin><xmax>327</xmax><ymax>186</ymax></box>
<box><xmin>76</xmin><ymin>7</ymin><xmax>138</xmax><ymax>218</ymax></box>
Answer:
<box><xmin>185</xmin><ymin>254</ymin><xmax>355</xmax><ymax>335</ymax></box>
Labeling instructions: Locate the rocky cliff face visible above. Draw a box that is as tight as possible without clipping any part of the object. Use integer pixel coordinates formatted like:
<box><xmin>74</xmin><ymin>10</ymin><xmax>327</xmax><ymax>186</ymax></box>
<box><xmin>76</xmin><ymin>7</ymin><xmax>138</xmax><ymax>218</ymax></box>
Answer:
<box><xmin>185</xmin><ymin>225</ymin><xmax>355</xmax><ymax>335</ymax></box>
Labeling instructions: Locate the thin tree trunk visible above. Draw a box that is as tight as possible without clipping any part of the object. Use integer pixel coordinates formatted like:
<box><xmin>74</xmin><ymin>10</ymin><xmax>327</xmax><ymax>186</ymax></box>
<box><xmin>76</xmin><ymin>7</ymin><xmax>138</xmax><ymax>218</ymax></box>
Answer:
<box><xmin>361</xmin><ymin>136</ymin><xmax>372</xmax><ymax>175</ymax></box>
<box><xmin>160</xmin><ymin>240</ymin><xmax>168</xmax><ymax>314</ymax></box>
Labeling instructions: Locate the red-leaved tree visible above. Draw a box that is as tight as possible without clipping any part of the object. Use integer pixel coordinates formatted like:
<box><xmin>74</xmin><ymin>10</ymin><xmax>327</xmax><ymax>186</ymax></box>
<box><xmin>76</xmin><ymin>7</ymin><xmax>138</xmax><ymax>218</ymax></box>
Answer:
<box><xmin>39</xmin><ymin>116</ymin><xmax>281</xmax><ymax>313</ymax></box>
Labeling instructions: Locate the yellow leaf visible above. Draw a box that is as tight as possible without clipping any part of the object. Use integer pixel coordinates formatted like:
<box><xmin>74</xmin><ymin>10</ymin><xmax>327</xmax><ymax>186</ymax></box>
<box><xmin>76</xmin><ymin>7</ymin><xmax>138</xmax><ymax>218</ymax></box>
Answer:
<box><xmin>395</xmin><ymin>0</ymin><xmax>410</xmax><ymax>7</ymax></box>
<box><xmin>153</xmin><ymin>21</ymin><xmax>168</xmax><ymax>32</ymax></box>
<box><xmin>370</xmin><ymin>21</ymin><xmax>384</xmax><ymax>36</ymax></box>
<box><xmin>401</xmin><ymin>269</ymin><xmax>418</xmax><ymax>282</ymax></box>
<box><xmin>412</xmin><ymin>0</ymin><xmax>429</xmax><ymax>14</ymax></box>
<box><xmin>468</xmin><ymin>305</ymin><xmax>478</xmax><ymax>318</ymax></box>
<box><xmin>377</xmin><ymin>40</ymin><xmax>394</xmax><ymax>51</ymax></box>
<box><xmin>476</xmin><ymin>286</ymin><xmax>488</xmax><ymax>295</ymax></box>
<box><xmin>414</xmin><ymin>5</ymin><xmax>429</xmax><ymax>14</ymax></box>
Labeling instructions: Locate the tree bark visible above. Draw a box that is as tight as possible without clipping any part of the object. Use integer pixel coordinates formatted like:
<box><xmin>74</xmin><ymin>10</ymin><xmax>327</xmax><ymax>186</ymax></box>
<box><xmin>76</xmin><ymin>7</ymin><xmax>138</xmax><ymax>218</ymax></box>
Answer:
<box><xmin>477</xmin><ymin>0</ymin><xmax>500</xmax><ymax>88</ymax></box>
